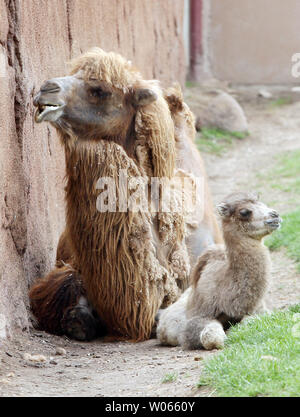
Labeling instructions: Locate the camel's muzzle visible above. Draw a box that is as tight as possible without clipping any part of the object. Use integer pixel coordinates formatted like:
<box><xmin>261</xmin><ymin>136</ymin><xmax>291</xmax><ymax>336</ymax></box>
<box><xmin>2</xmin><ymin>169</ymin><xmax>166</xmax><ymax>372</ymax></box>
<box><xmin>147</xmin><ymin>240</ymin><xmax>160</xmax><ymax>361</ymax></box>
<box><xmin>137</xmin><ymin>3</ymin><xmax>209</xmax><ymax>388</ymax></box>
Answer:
<box><xmin>264</xmin><ymin>210</ymin><xmax>282</xmax><ymax>230</ymax></box>
<box><xmin>33</xmin><ymin>86</ymin><xmax>65</xmax><ymax>123</ymax></box>
<box><xmin>33</xmin><ymin>77</ymin><xmax>74</xmax><ymax>123</ymax></box>
<box><xmin>34</xmin><ymin>102</ymin><xmax>64</xmax><ymax>123</ymax></box>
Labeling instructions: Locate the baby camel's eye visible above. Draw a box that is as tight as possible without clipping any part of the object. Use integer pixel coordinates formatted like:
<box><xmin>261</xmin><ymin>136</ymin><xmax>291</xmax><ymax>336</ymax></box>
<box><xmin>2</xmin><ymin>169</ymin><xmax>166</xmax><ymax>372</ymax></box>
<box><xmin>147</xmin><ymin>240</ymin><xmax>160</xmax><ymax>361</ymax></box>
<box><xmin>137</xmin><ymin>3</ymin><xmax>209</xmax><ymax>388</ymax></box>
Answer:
<box><xmin>239</xmin><ymin>208</ymin><xmax>252</xmax><ymax>218</ymax></box>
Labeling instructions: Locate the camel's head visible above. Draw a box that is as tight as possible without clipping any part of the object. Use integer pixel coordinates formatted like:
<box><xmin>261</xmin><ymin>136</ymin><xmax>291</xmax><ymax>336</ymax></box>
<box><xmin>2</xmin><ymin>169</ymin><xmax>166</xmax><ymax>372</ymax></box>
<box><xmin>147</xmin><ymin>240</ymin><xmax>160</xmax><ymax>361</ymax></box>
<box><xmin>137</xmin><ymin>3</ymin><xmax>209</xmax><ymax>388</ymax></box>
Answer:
<box><xmin>217</xmin><ymin>192</ymin><xmax>282</xmax><ymax>240</ymax></box>
<box><xmin>33</xmin><ymin>48</ymin><xmax>158</xmax><ymax>142</ymax></box>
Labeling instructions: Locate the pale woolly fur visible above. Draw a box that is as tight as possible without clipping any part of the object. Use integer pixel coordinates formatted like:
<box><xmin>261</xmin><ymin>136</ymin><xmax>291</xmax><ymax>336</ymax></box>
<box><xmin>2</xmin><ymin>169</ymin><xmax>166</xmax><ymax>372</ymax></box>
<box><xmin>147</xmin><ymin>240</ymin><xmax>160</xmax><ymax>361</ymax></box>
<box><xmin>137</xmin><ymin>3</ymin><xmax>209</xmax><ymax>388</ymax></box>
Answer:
<box><xmin>157</xmin><ymin>287</ymin><xmax>192</xmax><ymax>346</ymax></box>
<box><xmin>157</xmin><ymin>192</ymin><xmax>277</xmax><ymax>350</ymax></box>
<box><xmin>70</xmin><ymin>48</ymin><xmax>143</xmax><ymax>92</ymax></box>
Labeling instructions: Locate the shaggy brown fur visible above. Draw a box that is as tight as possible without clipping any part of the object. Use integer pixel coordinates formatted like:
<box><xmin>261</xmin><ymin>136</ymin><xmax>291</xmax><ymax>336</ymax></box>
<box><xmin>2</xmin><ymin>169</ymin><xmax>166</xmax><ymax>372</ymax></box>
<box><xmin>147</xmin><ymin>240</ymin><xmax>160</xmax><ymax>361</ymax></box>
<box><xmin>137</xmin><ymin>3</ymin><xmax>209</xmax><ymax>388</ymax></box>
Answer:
<box><xmin>29</xmin><ymin>264</ymin><xmax>106</xmax><ymax>340</ymax></box>
<box><xmin>164</xmin><ymin>84</ymin><xmax>223</xmax><ymax>262</ymax></box>
<box><xmin>29</xmin><ymin>265</ymin><xmax>85</xmax><ymax>335</ymax></box>
<box><xmin>55</xmin><ymin>230</ymin><xmax>73</xmax><ymax>267</ymax></box>
<box><xmin>183</xmin><ymin>192</ymin><xmax>281</xmax><ymax>349</ymax></box>
<box><xmin>30</xmin><ymin>48</ymin><xmax>224</xmax><ymax>341</ymax></box>
<box><xmin>64</xmin><ymin>140</ymin><xmax>184</xmax><ymax>340</ymax></box>
<box><xmin>30</xmin><ymin>48</ymin><xmax>198</xmax><ymax>341</ymax></box>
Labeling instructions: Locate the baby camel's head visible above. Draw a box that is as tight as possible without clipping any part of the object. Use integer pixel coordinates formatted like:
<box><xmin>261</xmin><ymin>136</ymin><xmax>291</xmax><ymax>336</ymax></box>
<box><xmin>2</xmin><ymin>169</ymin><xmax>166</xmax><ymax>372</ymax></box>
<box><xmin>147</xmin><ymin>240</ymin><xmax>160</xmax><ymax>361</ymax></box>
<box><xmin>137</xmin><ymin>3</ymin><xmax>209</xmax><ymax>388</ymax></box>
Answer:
<box><xmin>217</xmin><ymin>192</ymin><xmax>282</xmax><ymax>240</ymax></box>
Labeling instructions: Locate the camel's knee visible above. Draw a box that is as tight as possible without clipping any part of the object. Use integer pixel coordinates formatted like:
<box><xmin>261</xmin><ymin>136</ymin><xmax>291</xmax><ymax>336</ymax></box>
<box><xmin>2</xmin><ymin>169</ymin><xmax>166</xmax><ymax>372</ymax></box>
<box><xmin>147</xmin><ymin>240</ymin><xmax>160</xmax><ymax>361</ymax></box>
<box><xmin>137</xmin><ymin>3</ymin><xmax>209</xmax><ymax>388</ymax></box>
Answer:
<box><xmin>29</xmin><ymin>266</ymin><xmax>106</xmax><ymax>340</ymax></box>
<box><xmin>182</xmin><ymin>317</ymin><xmax>226</xmax><ymax>350</ymax></box>
<box><xmin>156</xmin><ymin>288</ymin><xmax>191</xmax><ymax>346</ymax></box>
<box><xmin>29</xmin><ymin>266</ymin><xmax>83</xmax><ymax>335</ymax></box>
<box><xmin>61</xmin><ymin>297</ymin><xmax>106</xmax><ymax>341</ymax></box>
<box><xmin>200</xmin><ymin>321</ymin><xmax>226</xmax><ymax>350</ymax></box>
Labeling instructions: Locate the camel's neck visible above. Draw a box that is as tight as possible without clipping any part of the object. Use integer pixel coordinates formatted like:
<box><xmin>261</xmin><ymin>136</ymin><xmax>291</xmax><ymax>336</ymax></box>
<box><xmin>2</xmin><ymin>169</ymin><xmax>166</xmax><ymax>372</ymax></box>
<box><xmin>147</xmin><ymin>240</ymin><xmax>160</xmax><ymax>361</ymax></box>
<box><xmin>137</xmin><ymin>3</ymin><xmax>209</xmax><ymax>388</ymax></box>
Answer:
<box><xmin>63</xmin><ymin>139</ymin><xmax>150</xmax><ymax>282</ymax></box>
<box><xmin>223</xmin><ymin>231</ymin><xmax>271</xmax><ymax>289</ymax></box>
<box><xmin>221</xmin><ymin>231</ymin><xmax>271</xmax><ymax>317</ymax></box>
<box><xmin>64</xmin><ymin>139</ymin><xmax>144</xmax><ymax>214</ymax></box>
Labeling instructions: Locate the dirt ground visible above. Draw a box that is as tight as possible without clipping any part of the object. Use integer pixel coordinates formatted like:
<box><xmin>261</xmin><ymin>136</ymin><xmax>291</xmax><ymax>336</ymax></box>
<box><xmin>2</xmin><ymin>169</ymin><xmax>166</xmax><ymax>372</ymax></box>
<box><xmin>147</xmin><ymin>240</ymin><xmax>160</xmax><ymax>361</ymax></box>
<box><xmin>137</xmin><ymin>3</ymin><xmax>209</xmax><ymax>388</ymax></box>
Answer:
<box><xmin>0</xmin><ymin>86</ymin><xmax>299</xmax><ymax>397</ymax></box>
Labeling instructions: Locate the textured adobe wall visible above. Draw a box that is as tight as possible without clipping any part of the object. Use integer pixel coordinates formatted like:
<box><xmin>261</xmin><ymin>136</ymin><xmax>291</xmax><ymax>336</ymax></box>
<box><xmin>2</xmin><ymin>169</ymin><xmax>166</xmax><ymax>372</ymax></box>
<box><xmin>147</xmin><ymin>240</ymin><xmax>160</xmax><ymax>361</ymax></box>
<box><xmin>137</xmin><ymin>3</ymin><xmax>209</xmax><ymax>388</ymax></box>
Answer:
<box><xmin>0</xmin><ymin>0</ymin><xmax>185</xmax><ymax>338</ymax></box>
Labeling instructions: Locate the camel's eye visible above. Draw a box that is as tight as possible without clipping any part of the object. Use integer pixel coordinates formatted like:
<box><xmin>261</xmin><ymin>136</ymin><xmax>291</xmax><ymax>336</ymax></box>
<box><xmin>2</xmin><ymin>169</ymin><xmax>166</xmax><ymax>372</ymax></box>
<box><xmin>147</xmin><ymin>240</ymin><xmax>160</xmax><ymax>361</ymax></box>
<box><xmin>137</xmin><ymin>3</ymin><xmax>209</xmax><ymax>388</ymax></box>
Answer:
<box><xmin>90</xmin><ymin>87</ymin><xmax>103</xmax><ymax>97</ymax></box>
<box><xmin>239</xmin><ymin>209</ymin><xmax>252</xmax><ymax>218</ymax></box>
<box><xmin>89</xmin><ymin>87</ymin><xmax>111</xmax><ymax>99</ymax></box>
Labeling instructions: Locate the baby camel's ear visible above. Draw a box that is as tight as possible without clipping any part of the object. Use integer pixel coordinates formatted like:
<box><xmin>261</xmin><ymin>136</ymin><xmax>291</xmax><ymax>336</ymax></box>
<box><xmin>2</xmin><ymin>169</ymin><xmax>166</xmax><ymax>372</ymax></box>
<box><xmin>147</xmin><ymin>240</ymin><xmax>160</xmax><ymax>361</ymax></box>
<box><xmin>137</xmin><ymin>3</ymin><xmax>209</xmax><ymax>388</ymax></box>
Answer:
<box><xmin>216</xmin><ymin>203</ymin><xmax>231</xmax><ymax>217</ymax></box>
<box><xmin>251</xmin><ymin>191</ymin><xmax>260</xmax><ymax>201</ymax></box>
<box><xmin>133</xmin><ymin>88</ymin><xmax>158</xmax><ymax>107</ymax></box>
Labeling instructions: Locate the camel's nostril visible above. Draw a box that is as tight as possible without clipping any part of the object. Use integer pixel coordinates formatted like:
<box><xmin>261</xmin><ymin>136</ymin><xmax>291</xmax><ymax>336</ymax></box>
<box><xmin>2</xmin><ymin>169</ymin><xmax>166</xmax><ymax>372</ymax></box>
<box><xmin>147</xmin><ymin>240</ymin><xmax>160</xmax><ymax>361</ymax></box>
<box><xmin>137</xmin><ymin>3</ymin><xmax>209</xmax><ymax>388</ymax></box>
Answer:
<box><xmin>40</xmin><ymin>81</ymin><xmax>61</xmax><ymax>93</ymax></box>
<box><xmin>270</xmin><ymin>210</ymin><xmax>279</xmax><ymax>218</ymax></box>
<box><xmin>264</xmin><ymin>210</ymin><xmax>282</xmax><ymax>229</ymax></box>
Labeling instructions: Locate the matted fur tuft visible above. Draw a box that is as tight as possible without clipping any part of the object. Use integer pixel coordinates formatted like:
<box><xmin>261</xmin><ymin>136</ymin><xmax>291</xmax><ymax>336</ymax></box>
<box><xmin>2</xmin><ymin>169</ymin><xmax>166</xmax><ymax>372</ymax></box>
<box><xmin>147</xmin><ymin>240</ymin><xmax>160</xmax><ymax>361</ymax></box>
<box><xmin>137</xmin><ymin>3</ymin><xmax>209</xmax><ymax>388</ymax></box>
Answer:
<box><xmin>164</xmin><ymin>83</ymin><xmax>184</xmax><ymax>113</ymax></box>
<box><xmin>64</xmin><ymin>139</ymin><xmax>188</xmax><ymax>340</ymax></box>
<box><xmin>70</xmin><ymin>47</ymin><xmax>142</xmax><ymax>92</ymax></box>
<box><xmin>29</xmin><ymin>266</ymin><xmax>85</xmax><ymax>335</ymax></box>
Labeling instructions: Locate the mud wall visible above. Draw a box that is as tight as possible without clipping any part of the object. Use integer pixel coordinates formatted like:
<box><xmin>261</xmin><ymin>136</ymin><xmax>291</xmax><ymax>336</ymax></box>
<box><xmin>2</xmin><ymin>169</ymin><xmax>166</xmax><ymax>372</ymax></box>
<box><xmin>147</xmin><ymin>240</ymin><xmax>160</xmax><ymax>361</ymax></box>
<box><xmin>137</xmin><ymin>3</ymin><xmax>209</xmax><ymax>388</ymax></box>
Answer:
<box><xmin>0</xmin><ymin>0</ymin><xmax>185</xmax><ymax>338</ymax></box>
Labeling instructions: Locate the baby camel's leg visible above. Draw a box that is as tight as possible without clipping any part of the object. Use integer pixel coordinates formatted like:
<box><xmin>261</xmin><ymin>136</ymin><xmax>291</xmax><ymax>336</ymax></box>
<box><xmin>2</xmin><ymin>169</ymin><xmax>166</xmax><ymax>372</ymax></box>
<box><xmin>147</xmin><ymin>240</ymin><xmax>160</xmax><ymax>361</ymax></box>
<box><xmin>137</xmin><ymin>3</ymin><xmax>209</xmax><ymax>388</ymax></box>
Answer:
<box><xmin>181</xmin><ymin>317</ymin><xmax>226</xmax><ymax>350</ymax></box>
<box><xmin>252</xmin><ymin>299</ymin><xmax>270</xmax><ymax>314</ymax></box>
<box><xmin>29</xmin><ymin>266</ymin><xmax>106</xmax><ymax>341</ymax></box>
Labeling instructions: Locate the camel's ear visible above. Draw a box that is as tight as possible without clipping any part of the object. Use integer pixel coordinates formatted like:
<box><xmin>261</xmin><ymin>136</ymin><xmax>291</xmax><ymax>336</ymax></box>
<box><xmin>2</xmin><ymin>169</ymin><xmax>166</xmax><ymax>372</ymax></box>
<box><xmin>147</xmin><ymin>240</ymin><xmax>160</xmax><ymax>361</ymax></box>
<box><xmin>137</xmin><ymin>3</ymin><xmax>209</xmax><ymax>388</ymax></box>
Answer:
<box><xmin>133</xmin><ymin>88</ymin><xmax>158</xmax><ymax>107</ymax></box>
<box><xmin>251</xmin><ymin>191</ymin><xmax>260</xmax><ymax>201</ymax></box>
<box><xmin>216</xmin><ymin>203</ymin><xmax>231</xmax><ymax>217</ymax></box>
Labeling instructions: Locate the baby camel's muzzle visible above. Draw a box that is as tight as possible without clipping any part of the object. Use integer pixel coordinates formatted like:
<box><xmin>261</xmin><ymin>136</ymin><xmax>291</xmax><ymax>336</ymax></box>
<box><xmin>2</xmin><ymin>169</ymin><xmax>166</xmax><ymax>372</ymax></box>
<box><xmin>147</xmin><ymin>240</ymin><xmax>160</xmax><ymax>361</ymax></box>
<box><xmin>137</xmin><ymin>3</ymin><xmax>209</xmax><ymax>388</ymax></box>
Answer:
<box><xmin>264</xmin><ymin>210</ymin><xmax>282</xmax><ymax>230</ymax></box>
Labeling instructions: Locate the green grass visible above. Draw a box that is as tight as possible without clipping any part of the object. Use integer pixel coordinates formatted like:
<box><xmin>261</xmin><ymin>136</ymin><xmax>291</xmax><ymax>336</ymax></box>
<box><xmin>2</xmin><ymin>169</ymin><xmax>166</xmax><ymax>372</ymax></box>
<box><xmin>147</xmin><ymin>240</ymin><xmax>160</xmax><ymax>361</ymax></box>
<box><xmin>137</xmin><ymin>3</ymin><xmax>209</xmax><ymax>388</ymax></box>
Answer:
<box><xmin>269</xmin><ymin>97</ymin><xmax>293</xmax><ymax>108</ymax></box>
<box><xmin>185</xmin><ymin>80</ymin><xmax>199</xmax><ymax>88</ymax></box>
<box><xmin>198</xmin><ymin>305</ymin><xmax>300</xmax><ymax>397</ymax></box>
<box><xmin>196</xmin><ymin>127</ymin><xmax>249</xmax><ymax>156</ymax></box>
<box><xmin>257</xmin><ymin>150</ymin><xmax>300</xmax><ymax>271</ymax></box>
<box><xmin>162</xmin><ymin>372</ymin><xmax>178</xmax><ymax>383</ymax></box>
<box><xmin>265</xmin><ymin>150</ymin><xmax>300</xmax><ymax>194</ymax></box>
<box><xmin>265</xmin><ymin>210</ymin><xmax>300</xmax><ymax>272</ymax></box>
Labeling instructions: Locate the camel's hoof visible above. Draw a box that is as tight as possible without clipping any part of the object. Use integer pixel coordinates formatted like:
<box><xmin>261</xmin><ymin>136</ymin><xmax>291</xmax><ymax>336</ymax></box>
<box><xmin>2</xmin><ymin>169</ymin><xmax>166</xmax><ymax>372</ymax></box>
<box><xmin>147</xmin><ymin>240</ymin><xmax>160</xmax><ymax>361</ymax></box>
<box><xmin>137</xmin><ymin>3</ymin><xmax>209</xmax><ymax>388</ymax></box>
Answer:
<box><xmin>61</xmin><ymin>305</ymin><xmax>106</xmax><ymax>341</ymax></box>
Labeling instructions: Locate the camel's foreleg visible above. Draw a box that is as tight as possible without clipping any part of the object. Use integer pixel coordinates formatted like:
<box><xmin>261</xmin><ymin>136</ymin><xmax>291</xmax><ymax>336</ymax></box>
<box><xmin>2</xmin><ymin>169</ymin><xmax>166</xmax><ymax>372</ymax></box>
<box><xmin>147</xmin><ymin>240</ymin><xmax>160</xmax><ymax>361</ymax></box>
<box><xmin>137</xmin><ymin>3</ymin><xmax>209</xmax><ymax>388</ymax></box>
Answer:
<box><xmin>29</xmin><ymin>265</ymin><xmax>106</xmax><ymax>341</ymax></box>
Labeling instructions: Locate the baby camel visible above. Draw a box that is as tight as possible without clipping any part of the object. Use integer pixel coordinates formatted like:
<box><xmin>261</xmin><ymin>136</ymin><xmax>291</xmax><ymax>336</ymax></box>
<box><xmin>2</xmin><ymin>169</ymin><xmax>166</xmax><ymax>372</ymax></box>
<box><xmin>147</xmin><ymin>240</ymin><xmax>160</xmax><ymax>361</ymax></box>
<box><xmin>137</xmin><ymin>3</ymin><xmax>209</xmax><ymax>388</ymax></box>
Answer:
<box><xmin>157</xmin><ymin>192</ymin><xmax>282</xmax><ymax>350</ymax></box>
